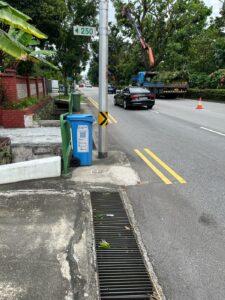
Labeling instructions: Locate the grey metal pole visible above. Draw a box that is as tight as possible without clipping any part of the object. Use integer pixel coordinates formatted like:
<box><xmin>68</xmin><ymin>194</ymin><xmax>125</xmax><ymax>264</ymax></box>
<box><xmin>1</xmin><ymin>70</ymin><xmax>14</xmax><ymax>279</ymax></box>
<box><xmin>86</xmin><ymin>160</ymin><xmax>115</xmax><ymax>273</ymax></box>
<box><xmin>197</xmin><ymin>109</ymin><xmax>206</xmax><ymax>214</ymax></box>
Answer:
<box><xmin>98</xmin><ymin>0</ymin><xmax>108</xmax><ymax>158</ymax></box>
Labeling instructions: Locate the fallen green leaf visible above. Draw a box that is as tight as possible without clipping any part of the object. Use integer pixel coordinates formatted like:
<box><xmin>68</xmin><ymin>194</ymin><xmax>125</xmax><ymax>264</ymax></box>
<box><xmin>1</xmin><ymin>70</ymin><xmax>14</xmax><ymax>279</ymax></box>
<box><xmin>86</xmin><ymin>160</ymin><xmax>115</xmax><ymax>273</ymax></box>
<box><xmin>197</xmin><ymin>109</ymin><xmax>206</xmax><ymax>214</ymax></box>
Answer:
<box><xmin>95</xmin><ymin>213</ymin><xmax>104</xmax><ymax>220</ymax></box>
<box><xmin>99</xmin><ymin>240</ymin><xmax>111</xmax><ymax>249</ymax></box>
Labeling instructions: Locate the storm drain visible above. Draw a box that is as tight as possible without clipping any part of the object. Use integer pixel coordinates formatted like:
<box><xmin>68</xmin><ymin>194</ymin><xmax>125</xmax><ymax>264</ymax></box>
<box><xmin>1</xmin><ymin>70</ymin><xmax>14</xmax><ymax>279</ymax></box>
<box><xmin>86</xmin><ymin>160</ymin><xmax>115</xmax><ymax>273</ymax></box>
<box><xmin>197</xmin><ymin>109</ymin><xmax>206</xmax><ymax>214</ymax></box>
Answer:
<box><xmin>91</xmin><ymin>191</ymin><xmax>154</xmax><ymax>300</ymax></box>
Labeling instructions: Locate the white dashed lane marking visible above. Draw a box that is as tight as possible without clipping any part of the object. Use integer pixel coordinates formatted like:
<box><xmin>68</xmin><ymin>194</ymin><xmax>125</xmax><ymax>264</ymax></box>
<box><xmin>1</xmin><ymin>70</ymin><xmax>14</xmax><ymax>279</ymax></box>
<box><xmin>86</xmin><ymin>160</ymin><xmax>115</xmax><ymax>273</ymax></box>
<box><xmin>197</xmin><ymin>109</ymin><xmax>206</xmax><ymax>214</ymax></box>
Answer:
<box><xmin>200</xmin><ymin>127</ymin><xmax>225</xmax><ymax>137</ymax></box>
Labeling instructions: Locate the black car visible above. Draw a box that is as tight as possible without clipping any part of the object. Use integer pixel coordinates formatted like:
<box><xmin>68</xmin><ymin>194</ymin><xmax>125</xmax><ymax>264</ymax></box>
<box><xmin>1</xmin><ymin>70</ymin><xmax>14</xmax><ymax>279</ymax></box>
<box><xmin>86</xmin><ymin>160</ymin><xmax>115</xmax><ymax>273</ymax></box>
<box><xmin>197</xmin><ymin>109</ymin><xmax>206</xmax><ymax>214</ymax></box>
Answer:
<box><xmin>114</xmin><ymin>86</ymin><xmax>155</xmax><ymax>109</ymax></box>
<box><xmin>108</xmin><ymin>84</ymin><xmax>116</xmax><ymax>94</ymax></box>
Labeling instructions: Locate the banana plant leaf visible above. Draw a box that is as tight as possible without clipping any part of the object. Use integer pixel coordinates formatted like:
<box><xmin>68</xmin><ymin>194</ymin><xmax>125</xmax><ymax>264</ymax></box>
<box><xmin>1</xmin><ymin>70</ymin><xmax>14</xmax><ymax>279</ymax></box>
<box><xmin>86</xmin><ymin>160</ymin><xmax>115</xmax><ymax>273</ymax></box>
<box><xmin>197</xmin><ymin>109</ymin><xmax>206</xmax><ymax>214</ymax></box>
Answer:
<box><xmin>0</xmin><ymin>29</ymin><xmax>38</xmax><ymax>62</ymax></box>
<box><xmin>8</xmin><ymin>28</ymin><xmax>40</xmax><ymax>47</ymax></box>
<box><xmin>1</xmin><ymin>29</ymin><xmax>58</xmax><ymax>69</ymax></box>
<box><xmin>31</xmin><ymin>55</ymin><xmax>59</xmax><ymax>70</ymax></box>
<box><xmin>0</xmin><ymin>1</ymin><xmax>31</xmax><ymax>21</ymax></box>
<box><xmin>31</xmin><ymin>50</ymin><xmax>55</xmax><ymax>57</ymax></box>
<box><xmin>0</xmin><ymin>2</ymin><xmax>47</xmax><ymax>39</ymax></box>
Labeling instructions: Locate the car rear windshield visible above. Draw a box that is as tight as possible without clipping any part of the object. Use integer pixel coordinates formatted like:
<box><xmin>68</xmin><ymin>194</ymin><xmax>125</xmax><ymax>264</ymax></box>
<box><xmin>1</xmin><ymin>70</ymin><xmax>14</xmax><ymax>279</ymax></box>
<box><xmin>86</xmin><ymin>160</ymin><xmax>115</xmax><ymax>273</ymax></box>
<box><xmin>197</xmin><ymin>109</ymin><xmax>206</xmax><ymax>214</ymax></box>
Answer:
<box><xmin>129</xmin><ymin>87</ymin><xmax>149</xmax><ymax>93</ymax></box>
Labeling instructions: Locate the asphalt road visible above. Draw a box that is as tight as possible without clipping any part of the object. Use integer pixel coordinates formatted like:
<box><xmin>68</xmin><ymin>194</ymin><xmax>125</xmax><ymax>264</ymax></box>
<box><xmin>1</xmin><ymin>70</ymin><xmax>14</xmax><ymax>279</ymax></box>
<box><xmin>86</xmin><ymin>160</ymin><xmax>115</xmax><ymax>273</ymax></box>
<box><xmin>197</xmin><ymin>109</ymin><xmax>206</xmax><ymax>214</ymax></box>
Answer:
<box><xmin>81</xmin><ymin>87</ymin><xmax>225</xmax><ymax>300</ymax></box>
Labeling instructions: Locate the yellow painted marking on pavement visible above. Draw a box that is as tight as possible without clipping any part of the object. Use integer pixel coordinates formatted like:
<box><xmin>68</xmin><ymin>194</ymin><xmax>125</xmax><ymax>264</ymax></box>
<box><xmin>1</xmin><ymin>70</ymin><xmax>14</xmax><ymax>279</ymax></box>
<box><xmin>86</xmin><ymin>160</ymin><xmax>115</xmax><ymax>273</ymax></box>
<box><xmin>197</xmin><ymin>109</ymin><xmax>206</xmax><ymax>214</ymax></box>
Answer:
<box><xmin>88</xmin><ymin>97</ymin><xmax>116</xmax><ymax>124</ymax></box>
<box><xmin>89</xmin><ymin>97</ymin><xmax>97</xmax><ymax>104</ymax></box>
<box><xmin>134</xmin><ymin>149</ymin><xmax>172</xmax><ymax>185</ymax></box>
<box><xmin>108</xmin><ymin>113</ymin><xmax>117</xmax><ymax>123</ymax></box>
<box><xmin>144</xmin><ymin>148</ymin><xmax>186</xmax><ymax>184</ymax></box>
<box><xmin>89</xmin><ymin>97</ymin><xmax>98</xmax><ymax>105</ymax></box>
<box><xmin>89</xmin><ymin>97</ymin><xmax>98</xmax><ymax>109</ymax></box>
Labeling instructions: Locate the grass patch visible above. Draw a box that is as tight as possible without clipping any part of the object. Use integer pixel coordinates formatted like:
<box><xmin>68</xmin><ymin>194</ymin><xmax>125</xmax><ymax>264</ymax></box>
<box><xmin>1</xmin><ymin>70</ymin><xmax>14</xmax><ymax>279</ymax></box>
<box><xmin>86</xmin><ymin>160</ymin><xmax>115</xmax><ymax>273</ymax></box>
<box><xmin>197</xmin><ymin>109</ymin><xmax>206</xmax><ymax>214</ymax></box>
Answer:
<box><xmin>56</xmin><ymin>94</ymin><xmax>70</xmax><ymax>101</ymax></box>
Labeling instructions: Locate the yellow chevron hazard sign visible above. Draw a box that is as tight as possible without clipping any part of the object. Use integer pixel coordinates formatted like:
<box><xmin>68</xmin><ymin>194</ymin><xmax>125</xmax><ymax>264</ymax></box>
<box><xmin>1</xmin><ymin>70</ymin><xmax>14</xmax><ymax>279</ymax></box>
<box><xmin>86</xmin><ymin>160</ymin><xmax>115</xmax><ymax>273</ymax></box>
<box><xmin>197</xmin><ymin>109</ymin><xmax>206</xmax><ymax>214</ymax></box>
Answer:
<box><xmin>98</xmin><ymin>112</ymin><xmax>108</xmax><ymax>126</ymax></box>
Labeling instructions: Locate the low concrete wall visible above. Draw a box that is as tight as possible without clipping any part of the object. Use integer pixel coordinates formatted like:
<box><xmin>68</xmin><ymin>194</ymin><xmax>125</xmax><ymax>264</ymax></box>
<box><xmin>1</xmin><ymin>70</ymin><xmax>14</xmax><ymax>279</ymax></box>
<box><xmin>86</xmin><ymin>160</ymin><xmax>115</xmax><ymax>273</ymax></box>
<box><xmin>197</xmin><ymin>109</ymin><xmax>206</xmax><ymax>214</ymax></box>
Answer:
<box><xmin>0</xmin><ymin>156</ymin><xmax>61</xmax><ymax>184</ymax></box>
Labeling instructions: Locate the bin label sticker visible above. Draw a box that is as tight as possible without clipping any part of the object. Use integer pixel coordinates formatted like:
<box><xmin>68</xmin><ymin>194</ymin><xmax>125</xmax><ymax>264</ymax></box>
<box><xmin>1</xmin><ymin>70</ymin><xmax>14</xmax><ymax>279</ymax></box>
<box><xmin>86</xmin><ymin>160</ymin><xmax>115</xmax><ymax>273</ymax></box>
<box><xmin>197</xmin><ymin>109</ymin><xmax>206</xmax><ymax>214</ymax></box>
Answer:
<box><xmin>77</xmin><ymin>125</ymin><xmax>89</xmax><ymax>152</ymax></box>
<box><xmin>98</xmin><ymin>112</ymin><xmax>108</xmax><ymax>126</ymax></box>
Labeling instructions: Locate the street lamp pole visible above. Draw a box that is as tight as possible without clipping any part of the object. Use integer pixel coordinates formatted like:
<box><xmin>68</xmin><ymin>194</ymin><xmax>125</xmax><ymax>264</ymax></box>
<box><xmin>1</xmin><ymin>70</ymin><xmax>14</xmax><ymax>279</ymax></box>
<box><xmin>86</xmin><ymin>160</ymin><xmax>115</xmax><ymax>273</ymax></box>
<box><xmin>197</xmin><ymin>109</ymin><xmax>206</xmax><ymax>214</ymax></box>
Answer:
<box><xmin>98</xmin><ymin>0</ymin><xmax>108</xmax><ymax>158</ymax></box>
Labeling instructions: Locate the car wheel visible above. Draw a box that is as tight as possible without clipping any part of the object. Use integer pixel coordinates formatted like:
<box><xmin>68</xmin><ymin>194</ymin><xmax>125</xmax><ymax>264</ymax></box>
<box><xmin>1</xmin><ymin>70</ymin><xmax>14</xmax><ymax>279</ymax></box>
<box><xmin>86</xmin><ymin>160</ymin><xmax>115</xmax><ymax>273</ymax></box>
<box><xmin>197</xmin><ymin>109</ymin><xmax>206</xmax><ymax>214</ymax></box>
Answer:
<box><xmin>113</xmin><ymin>98</ymin><xmax>117</xmax><ymax>106</ymax></box>
<box><xmin>123</xmin><ymin>100</ymin><xmax>128</xmax><ymax>109</ymax></box>
<box><xmin>147</xmin><ymin>105</ymin><xmax>153</xmax><ymax>109</ymax></box>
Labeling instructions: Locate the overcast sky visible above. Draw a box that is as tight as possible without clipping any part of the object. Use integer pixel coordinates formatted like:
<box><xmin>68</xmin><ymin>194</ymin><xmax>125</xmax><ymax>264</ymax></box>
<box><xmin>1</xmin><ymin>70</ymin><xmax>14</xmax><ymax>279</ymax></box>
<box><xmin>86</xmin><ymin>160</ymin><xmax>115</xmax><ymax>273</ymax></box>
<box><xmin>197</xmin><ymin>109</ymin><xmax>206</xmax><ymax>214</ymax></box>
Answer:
<box><xmin>205</xmin><ymin>0</ymin><xmax>222</xmax><ymax>15</ymax></box>
<box><xmin>108</xmin><ymin>0</ymin><xmax>222</xmax><ymax>22</ymax></box>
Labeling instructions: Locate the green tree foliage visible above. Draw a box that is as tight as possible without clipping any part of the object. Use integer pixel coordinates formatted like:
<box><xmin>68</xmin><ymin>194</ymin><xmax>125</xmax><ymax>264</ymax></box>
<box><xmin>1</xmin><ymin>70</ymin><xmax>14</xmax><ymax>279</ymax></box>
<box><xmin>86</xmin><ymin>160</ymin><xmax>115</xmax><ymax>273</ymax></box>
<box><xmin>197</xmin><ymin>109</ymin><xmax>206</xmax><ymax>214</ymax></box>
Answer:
<box><xmin>113</xmin><ymin>0</ymin><xmax>211</xmax><ymax>71</ymax></box>
<box><xmin>108</xmin><ymin>24</ymin><xmax>137</xmax><ymax>85</ymax></box>
<box><xmin>89</xmin><ymin>0</ymin><xmax>216</xmax><ymax>87</ymax></box>
<box><xmin>215</xmin><ymin>0</ymin><xmax>225</xmax><ymax>31</ymax></box>
<box><xmin>6</xmin><ymin>0</ymin><xmax>68</xmax><ymax>45</ymax></box>
<box><xmin>88</xmin><ymin>40</ymin><xmax>98</xmax><ymax>85</ymax></box>
<box><xmin>54</xmin><ymin>0</ymin><xmax>97</xmax><ymax>93</ymax></box>
<box><xmin>6</xmin><ymin>0</ymin><xmax>98</xmax><ymax>92</ymax></box>
<box><xmin>188</xmin><ymin>25</ymin><xmax>223</xmax><ymax>74</ymax></box>
<box><xmin>0</xmin><ymin>1</ymin><xmax>53</xmax><ymax>70</ymax></box>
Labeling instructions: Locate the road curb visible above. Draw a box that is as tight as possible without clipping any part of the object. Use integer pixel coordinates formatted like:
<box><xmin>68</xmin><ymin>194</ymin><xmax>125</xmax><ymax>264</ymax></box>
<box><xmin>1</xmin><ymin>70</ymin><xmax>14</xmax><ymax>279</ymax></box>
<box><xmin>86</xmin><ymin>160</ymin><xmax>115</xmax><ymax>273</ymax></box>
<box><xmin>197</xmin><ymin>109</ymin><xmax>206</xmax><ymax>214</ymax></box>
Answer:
<box><xmin>119</xmin><ymin>188</ymin><xmax>166</xmax><ymax>300</ymax></box>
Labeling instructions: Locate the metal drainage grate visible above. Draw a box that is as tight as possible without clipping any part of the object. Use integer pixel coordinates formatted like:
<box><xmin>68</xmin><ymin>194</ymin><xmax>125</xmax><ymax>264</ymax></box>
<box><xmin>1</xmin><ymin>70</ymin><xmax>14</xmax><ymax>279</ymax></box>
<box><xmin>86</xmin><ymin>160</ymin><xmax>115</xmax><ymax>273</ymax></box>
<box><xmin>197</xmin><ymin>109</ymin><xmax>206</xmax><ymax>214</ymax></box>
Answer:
<box><xmin>91</xmin><ymin>191</ymin><xmax>154</xmax><ymax>300</ymax></box>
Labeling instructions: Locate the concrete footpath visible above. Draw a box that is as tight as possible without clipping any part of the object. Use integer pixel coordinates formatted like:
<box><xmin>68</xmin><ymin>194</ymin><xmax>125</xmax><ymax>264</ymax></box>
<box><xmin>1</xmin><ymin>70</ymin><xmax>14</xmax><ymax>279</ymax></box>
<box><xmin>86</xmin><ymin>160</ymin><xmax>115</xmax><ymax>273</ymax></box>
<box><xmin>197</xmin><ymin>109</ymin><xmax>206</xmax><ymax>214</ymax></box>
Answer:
<box><xmin>0</xmin><ymin>101</ymin><xmax>164</xmax><ymax>299</ymax></box>
<box><xmin>0</xmin><ymin>151</ymin><xmax>142</xmax><ymax>300</ymax></box>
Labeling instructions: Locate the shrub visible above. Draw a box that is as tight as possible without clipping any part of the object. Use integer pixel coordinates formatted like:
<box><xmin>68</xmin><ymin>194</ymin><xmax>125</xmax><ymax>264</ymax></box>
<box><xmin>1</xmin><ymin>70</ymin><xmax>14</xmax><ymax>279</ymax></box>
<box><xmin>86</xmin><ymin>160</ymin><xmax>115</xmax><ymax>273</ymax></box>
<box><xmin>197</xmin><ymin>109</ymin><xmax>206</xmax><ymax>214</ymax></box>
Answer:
<box><xmin>187</xmin><ymin>88</ymin><xmax>225</xmax><ymax>101</ymax></box>
<box><xmin>189</xmin><ymin>73</ymin><xmax>210</xmax><ymax>89</ymax></box>
<box><xmin>154</xmin><ymin>70</ymin><xmax>189</xmax><ymax>83</ymax></box>
<box><xmin>189</xmin><ymin>70</ymin><xmax>225</xmax><ymax>89</ymax></box>
<box><xmin>3</xmin><ymin>96</ymin><xmax>39</xmax><ymax>109</ymax></box>
<box><xmin>209</xmin><ymin>69</ymin><xmax>225</xmax><ymax>89</ymax></box>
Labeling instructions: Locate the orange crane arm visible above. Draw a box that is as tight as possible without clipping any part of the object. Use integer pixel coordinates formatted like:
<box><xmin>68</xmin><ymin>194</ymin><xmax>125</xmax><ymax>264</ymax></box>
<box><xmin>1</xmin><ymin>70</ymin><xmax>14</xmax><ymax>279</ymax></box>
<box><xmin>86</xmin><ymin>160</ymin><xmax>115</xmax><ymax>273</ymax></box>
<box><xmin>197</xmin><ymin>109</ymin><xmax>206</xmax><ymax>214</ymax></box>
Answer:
<box><xmin>122</xmin><ymin>6</ymin><xmax>154</xmax><ymax>67</ymax></box>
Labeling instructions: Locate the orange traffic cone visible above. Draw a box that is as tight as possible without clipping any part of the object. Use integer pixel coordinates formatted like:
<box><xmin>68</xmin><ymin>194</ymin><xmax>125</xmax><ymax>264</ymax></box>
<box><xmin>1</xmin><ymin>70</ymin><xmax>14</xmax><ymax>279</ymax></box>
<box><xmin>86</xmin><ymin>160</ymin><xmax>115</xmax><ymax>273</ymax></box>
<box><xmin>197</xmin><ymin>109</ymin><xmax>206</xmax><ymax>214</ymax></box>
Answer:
<box><xmin>196</xmin><ymin>97</ymin><xmax>203</xmax><ymax>109</ymax></box>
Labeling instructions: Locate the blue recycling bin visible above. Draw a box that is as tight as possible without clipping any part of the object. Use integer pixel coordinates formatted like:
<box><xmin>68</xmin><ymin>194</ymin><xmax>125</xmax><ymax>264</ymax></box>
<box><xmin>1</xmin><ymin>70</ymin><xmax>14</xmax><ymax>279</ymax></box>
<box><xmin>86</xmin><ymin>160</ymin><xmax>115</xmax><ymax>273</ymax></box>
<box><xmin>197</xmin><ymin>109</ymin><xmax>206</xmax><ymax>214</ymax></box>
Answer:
<box><xmin>66</xmin><ymin>114</ymin><xmax>95</xmax><ymax>166</ymax></box>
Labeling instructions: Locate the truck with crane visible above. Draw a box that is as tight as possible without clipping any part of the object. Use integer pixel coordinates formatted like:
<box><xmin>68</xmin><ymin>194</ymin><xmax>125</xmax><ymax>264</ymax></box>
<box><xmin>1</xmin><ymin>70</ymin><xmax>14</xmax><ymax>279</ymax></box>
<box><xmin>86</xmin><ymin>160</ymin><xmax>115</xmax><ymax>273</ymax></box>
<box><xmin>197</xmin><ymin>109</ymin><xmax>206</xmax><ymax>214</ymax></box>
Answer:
<box><xmin>122</xmin><ymin>6</ymin><xmax>188</xmax><ymax>99</ymax></box>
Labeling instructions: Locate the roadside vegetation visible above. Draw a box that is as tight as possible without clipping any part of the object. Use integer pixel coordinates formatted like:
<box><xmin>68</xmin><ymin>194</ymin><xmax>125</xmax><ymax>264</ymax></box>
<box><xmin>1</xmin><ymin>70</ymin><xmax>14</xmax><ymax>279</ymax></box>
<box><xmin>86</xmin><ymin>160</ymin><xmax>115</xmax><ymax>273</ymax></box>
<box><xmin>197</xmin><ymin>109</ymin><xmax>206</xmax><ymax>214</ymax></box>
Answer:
<box><xmin>1</xmin><ymin>0</ymin><xmax>98</xmax><ymax>96</ymax></box>
<box><xmin>2</xmin><ymin>0</ymin><xmax>225</xmax><ymax>100</ymax></box>
<box><xmin>0</xmin><ymin>138</ymin><xmax>12</xmax><ymax>165</ymax></box>
<box><xmin>34</xmin><ymin>100</ymin><xmax>55</xmax><ymax>120</ymax></box>
<box><xmin>0</xmin><ymin>1</ymin><xmax>57</xmax><ymax>71</ymax></box>
<box><xmin>3</xmin><ymin>96</ymin><xmax>39</xmax><ymax>109</ymax></box>
<box><xmin>88</xmin><ymin>0</ymin><xmax>225</xmax><ymax>100</ymax></box>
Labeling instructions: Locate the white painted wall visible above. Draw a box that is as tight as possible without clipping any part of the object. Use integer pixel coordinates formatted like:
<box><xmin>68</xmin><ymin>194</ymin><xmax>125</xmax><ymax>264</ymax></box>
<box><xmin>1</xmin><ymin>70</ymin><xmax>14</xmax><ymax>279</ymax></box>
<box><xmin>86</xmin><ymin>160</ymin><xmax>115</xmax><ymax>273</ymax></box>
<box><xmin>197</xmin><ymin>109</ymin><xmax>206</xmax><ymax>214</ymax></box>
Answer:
<box><xmin>30</xmin><ymin>83</ymin><xmax>36</xmax><ymax>96</ymax></box>
<box><xmin>38</xmin><ymin>82</ymin><xmax>43</xmax><ymax>93</ymax></box>
<box><xmin>0</xmin><ymin>156</ymin><xmax>61</xmax><ymax>184</ymax></box>
<box><xmin>16</xmin><ymin>83</ymin><xmax>28</xmax><ymax>99</ymax></box>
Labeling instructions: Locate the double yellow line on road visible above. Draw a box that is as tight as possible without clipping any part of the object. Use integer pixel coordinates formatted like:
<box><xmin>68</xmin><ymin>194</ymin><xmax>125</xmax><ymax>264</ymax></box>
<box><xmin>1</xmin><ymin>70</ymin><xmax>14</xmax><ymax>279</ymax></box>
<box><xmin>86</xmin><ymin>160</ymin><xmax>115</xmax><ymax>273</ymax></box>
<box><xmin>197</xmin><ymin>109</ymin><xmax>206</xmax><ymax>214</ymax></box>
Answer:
<box><xmin>134</xmin><ymin>148</ymin><xmax>186</xmax><ymax>185</ymax></box>
<box><xmin>88</xmin><ymin>97</ymin><xmax>117</xmax><ymax>124</ymax></box>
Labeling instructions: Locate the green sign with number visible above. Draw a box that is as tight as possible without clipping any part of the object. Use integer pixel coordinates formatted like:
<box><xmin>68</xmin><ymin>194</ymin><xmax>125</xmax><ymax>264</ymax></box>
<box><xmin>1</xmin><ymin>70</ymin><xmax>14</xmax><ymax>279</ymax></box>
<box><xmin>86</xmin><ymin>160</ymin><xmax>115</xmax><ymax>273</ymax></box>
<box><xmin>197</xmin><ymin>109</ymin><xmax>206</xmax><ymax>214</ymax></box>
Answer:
<box><xmin>73</xmin><ymin>26</ymin><xmax>96</xmax><ymax>37</ymax></box>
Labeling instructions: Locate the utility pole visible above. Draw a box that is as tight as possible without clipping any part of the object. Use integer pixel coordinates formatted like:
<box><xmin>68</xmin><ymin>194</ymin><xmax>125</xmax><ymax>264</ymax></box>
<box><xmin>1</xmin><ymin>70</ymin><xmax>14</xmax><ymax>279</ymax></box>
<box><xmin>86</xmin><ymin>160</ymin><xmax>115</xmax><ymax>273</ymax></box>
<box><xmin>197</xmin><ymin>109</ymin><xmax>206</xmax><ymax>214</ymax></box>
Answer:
<box><xmin>98</xmin><ymin>0</ymin><xmax>108</xmax><ymax>158</ymax></box>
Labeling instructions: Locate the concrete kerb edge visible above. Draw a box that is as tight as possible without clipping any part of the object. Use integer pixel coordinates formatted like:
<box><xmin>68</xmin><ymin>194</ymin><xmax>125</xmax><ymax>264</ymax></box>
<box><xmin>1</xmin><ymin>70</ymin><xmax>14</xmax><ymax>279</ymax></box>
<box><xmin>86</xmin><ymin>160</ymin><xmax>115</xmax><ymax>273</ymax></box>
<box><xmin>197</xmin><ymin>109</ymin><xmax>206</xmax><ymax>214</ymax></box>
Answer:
<box><xmin>119</xmin><ymin>188</ymin><xmax>166</xmax><ymax>300</ymax></box>
<box><xmin>83</xmin><ymin>189</ymin><xmax>100</xmax><ymax>300</ymax></box>
<box><xmin>68</xmin><ymin>189</ymin><xmax>100</xmax><ymax>300</ymax></box>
